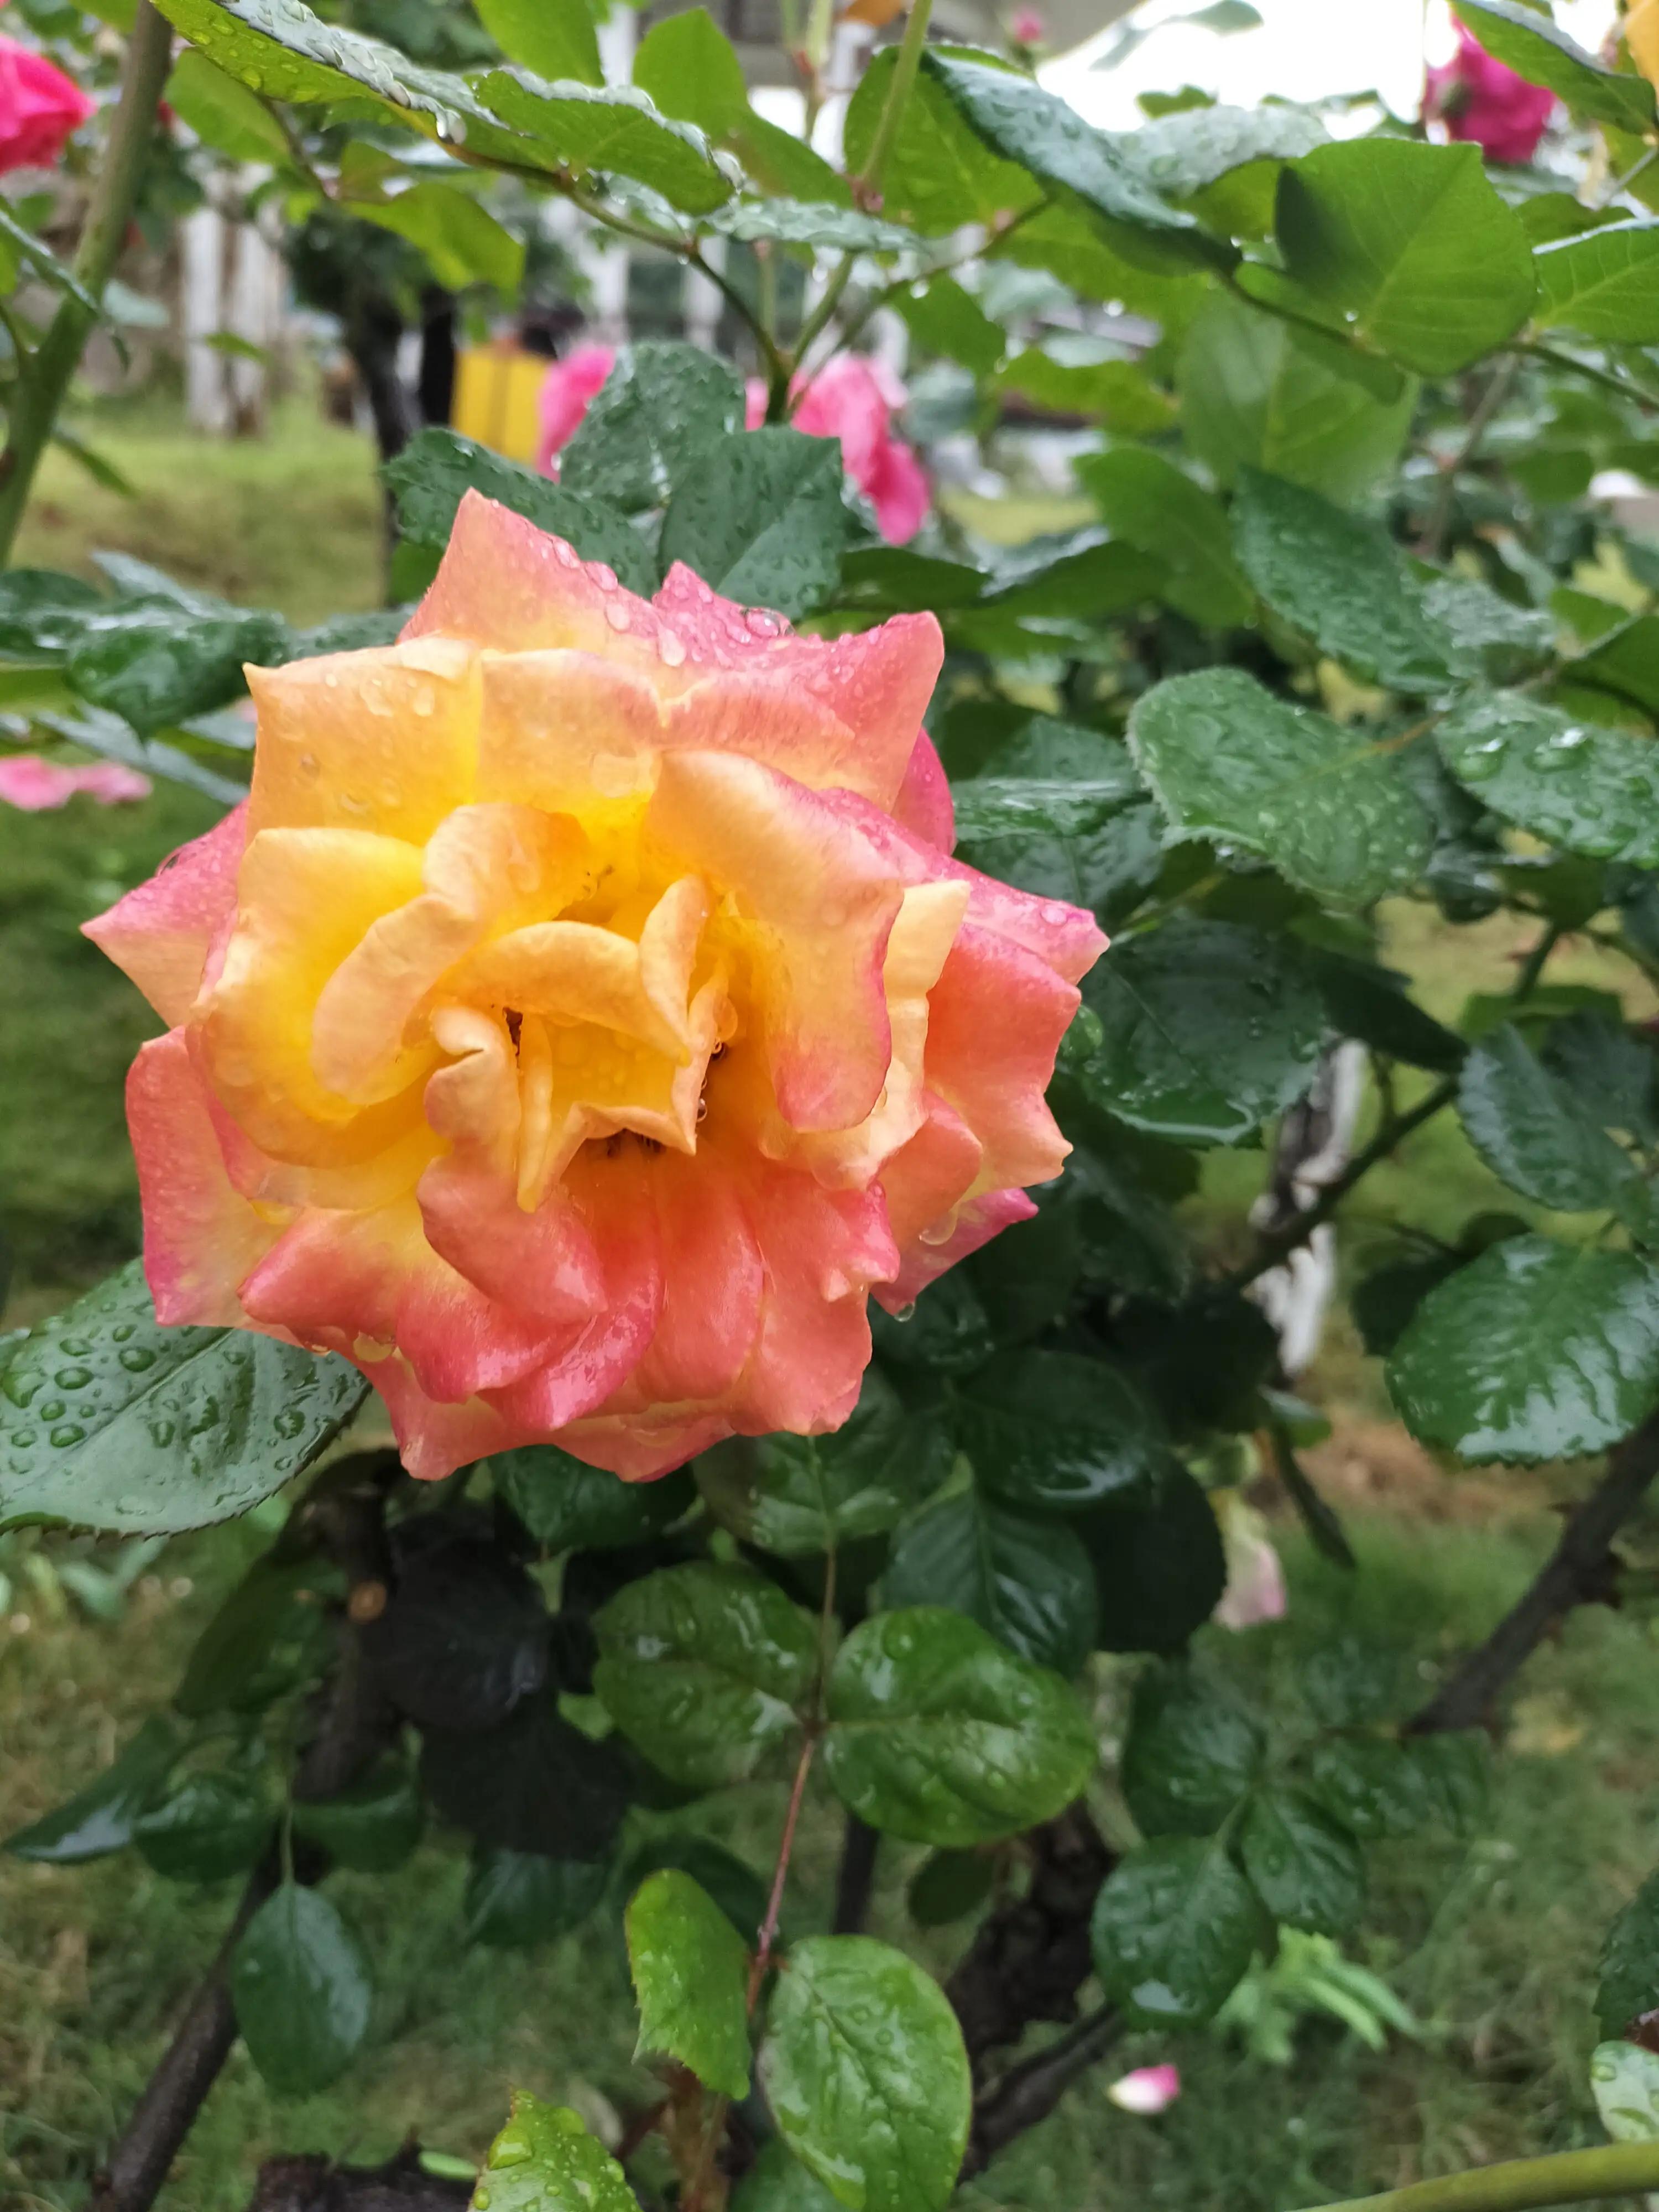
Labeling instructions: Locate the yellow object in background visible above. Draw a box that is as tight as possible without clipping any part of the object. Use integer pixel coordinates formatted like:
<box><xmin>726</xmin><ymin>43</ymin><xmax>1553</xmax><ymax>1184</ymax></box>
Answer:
<box><xmin>1628</xmin><ymin>0</ymin><xmax>1659</xmax><ymax>88</ymax></box>
<box><xmin>452</xmin><ymin>345</ymin><xmax>546</xmax><ymax>465</ymax></box>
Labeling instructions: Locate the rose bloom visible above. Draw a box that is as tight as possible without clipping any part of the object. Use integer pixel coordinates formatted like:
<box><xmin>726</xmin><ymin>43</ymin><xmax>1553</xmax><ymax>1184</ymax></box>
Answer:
<box><xmin>540</xmin><ymin>345</ymin><xmax>928</xmax><ymax>545</ymax></box>
<box><xmin>1630</xmin><ymin>0</ymin><xmax>1659</xmax><ymax>88</ymax></box>
<box><xmin>1424</xmin><ymin>23</ymin><xmax>1554</xmax><ymax>164</ymax></box>
<box><xmin>87</xmin><ymin>493</ymin><xmax>1104</xmax><ymax>1481</ymax></box>
<box><xmin>534</xmin><ymin>343</ymin><xmax>617</xmax><ymax>478</ymax></box>
<box><xmin>0</xmin><ymin>36</ymin><xmax>93</xmax><ymax>174</ymax></box>
<box><xmin>0</xmin><ymin>753</ymin><xmax>150</xmax><ymax>809</ymax></box>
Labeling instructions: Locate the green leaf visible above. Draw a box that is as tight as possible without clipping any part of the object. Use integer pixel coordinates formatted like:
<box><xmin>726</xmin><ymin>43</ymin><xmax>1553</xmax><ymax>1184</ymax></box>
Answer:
<box><xmin>134</xmin><ymin>1768</ymin><xmax>273</xmax><ymax>1882</ymax></box>
<box><xmin>623</xmin><ymin>1835</ymin><xmax>769</xmax><ymax>1940</ymax></box>
<box><xmin>463</xmin><ymin>1849</ymin><xmax>610</xmax><ymax>1947</ymax></box>
<box><xmin>0</xmin><ymin>1261</ymin><xmax>367</xmax><ymax>1536</ymax></box>
<box><xmin>659</xmin><ymin>428</ymin><xmax>847</xmax><ymax>619</ymax></box>
<box><xmin>1081</xmin><ymin>1463</ymin><xmax>1228</xmax><ymax>1654</ymax></box>
<box><xmin>1437</xmin><ymin>692</ymin><xmax>1659</xmax><ymax>869</ymax></box>
<box><xmin>0</xmin><ymin>567</ymin><xmax>104</xmax><ymax>656</ymax></box>
<box><xmin>593</xmin><ymin>1562</ymin><xmax>816</xmax><ymax>1790</ymax></box>
<box><xmin>68</xmin><ymin>604</ymin><xmax>290</xmax><ymax>735</ymax></box>
<box><xmin>560</xmin><ymin>341</ymin><xmax>745</xmax><ymax>513</ymax></box>
<box><xmin>1542</xmin><ymin>1011</ymin><xmax>1659</xmax><ymax>1146</ymax></box>
<box><xmin>822</xmin><ymin>1607</ymin><xmax>1095</xmax><ymax>1846</ymax></box>
<box><xmin>732</xmin><ymin>2139</ymin><xmax>846</xmax><ymax>2211</ymax></box>
<box><xmin>906</xmin><ymin>1847</ymin><xmax>998</xmax><ymax>1928</ymax></box>
<box><xmin>895</xmin><ymin>276</ymin><xmax>1006</xmax><ymax>377</ymax></box>
<box><xmin>1129</xmin><ymin>668</ymin><xmax>1433</xmax><ymax>907</ymax></box>
<box><xmin>843</xmin><ymin>46</ymin><xmax>1041</xmax><ymax>236</ymax></box>
<box><xmin>1275</xmin><ymin>139</ymin><xmax>1535</xmax><ymax>376</ymax></box>
<box><xmin>151</xmin><ymin>0</ymin><xmax>565</xmax><ymax>173</ymax></box>
<box><xmin>471</xmin><ymin>2092</ymin><xmax>639</xmax><ymax>2212</ymax></box>
<box><xmin>1303</xmin><ymin>1735</ymin><xmax>1433</xmax><ymax>1841</ymax></box>
<box><xmin>1091</xmin><ymin>1837</ymin><xmax>1265</xmax><ymax>2028</ymax></box>
<box><xmin>1458</xmin><ymin>1024</ymin><xmax>1645</xmax><ymax>1215</ymax></box>
<box><xmin>695</xmin><ymin>1368</ymin><xmax>950</xmax><ymax>1556</ymax></box>
<box><xmin>478</xmin><ymin>69</ymin><xmax>735</xmax><ymax>213</ymax></box>
<box><xmin>352</xmin><ymin>181</ymin><xmax>525</xmax><ymax>293</ymax></box>
<box><xmin>1074</xmin><ymin>916</ymin><xmax>1328</xmax><ymax>1146</ymax></box>
<box><xmin>1536</xmin><ymin>221</ymin><xmax>1659</xmax><ymax>343</ymax></box>
<box><xmin>1229</xmin><ymin>467</ymin><xmax>1451</xmax><ymax>692</ymax></box>
<box><xmin>1388</xmin><ymin>1237</ymin><xmax>1659</xmax><ymax>1463</ymax></box>
<box><xmin>1592</xmin><ymin>2038</ymin><xmax>1659</xmax><ymax>2143</ymax></box>
<box><xmin>421</xmin><ymin>1692</ymin><xmax>631</xmax><ymax>1858</ymax></box>
<box><xmin>165</xmin><ymin>47</ymin><xmax>292</xmax><ymax>160</ymax></box>
<box><xmin>1122</xmin><ymin>1666</ymin><xmax>1264</xmax><ymax>1838</ymax></box>
<box><xmin>995</xmin><ymin>347</ymin><xmax>1174</xmax><ymax>434</ymax></box>
<box><xmin>633</xmin><ymin>8</ymin><xmax>848</xmax><ymax>204</ymax></box>
<box><xmin>709</xmin><ymin>201</ymin><xmax>917</xmax><ymax>252</ymax></box>
<box><xmin>627</xmin><ymin>1869</ymin><xmax>752</xmax><ymax>2096</ymax></box>
<box><xmin>1079</xmin><ymin>446</ymin><xmax>1251</xmax><ymax>627</ymax></box>
<box><xmin>1238</xmin><ymin>1787</ymin><xmax>1365</xmax><ymax>1934</ymax></box>
<box><xmin>384</xmin><ymin>427</ymin><xmax>655</xmax><ymax>594</ymax></box>
<box><xmin>951</xmin><ymin>717</ymin><xmax>1162</xmax><ymax>927</ymax></box>
<box><xmin>361</xmin><ymin>1531</ymin><xmax>547</xmax><ymax>1733</ymax></box>
<box><xmin>231</xmin><ymin>1884</ymin><xmax>372</xmax><ymax>2096</ymax></box>
<box><xmin>291</xmin><ymin>1760</ymin><xmax>424</xmax><ymax>1873</ymax></box>
<box><xmin>1177</xmin><ymin>290</ymin><xmax>1415</xmax><ymax>503</ymax></box>
<box><xmin>4</xmin><ymin>1714</ymin><xmax>183</xmax><ymax>1862</ymax></box>
<box><xmin>870</xmin><ymin>1271</ymin><xmax>995</xmax><ymax>1376</ymax></box>
<box><xmin>175</xmin><ymin>1553</ymin><xmax>336</xmax><ymax>1718</ymax></box>
<box><xmin>493</xmin><ymin>1443</ymin><xmax>693</xmax><ymax>1551</ymax></box>
<box><xmin>956</xmin><ymin>1347</ymin><xmax>1168</xmax><ymax>1512</ymax></box>
<box><xmin>881</xmin><ymin>1488</ymin><xmax>1098</xmax><ymax>1676</ymax></box>
<box><xmin>1454</xmin><ymin>0</ymin><xmax>1656</xmax><ymax>134</ymax></box>
<box><xmin>1128</xmin><ymin>98</ymin><xmax>1327</xmax><ymax>200</ymax></box>
<box><xmin>1307</xmin><ymin>949</ymin><xmax>1466</xmax><ymax>1075</ymax></box>
<box><xmin>1601</xmin><ymin>1872</ymin><xmax>1659</xmax><ymax>2040</ymax></box>
<box><xmin>1408</xmin><ymin>1731</ymin><xmax>1490</xmax><ymax>1835</ymax></box>
<box><xmin>921</xmin><ymin>50</ymin><xmax>1197</xmax><ymax>239</ymax></box>
<box><xmin>475</xmin><ymin>0</ymin><xmax>602</xmax><ymax>86</ymax></box>
<box><xmin>759</xmin><ymin>1935</ymin><xmax>972</xmax><ymax>2212</ymax></box>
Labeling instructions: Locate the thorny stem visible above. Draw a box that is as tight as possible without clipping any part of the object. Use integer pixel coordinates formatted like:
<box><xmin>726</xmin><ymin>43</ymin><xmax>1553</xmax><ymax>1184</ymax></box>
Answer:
<box><xmin>0</xmin><ymin>0</ymin><xmax>172</xmax><ymax>564</ymax></box>
<box><xmin>1294</xmin><ymin>2140</ymin><xmax>1659</xmax><ymax>2212</ymax></box>
<box><xmin>1416</xmin><ymin>352</ymin><xmax>1519</xmax><ymax>562</ymax></box>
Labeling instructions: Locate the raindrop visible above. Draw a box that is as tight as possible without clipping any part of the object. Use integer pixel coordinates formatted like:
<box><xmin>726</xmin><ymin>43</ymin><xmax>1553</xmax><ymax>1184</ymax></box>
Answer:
<box><xmin>604</xmin><ymin>598</ymin><xmax>632</xmax><ymax>632</ymax></box>
<box><xmin>53</xmin><ymin>1366</ymin><xmax>92</xmax><ymax>1390</ymax></box>
<box><xmin>274</xmin><ymin>1407</ymin><xmax>307</xmax><ymax>1440</ymax></box>
<box><xmin>49</xmin><ymin>1424</ymin><xmax>85</xmax><ymax>1449</ymax></box>
<box><xmin>59</xmin><ymin>1336</ymin><xmax>92</xmax><ymax>1355</ymax></box>
<box><xmin>658</xmin><ymin>628</ymin><xmax>687</xmax><ymax>667</ymax></box>
<box><xmin>149</xmin><ymin>1419</ymin><xmax>176</xmax><ymax>1449</ymax></box>
<box><xmin>297</xmin><ymin>750</ymin><xmax>321</xmax><ymax>781</ymax></box>
<box><xmin>744</xmin><ymin>607</ymin><xmax>781</xmax><ymax>637</ymax></box>
<box><xmin>587</xmin><ymin>562</ymin><xmax>618</xmax><ymax>592</ymax></box>
<box><xmin>894</xmin><ymin>1301</ymin><xmax>917</xmax><ymax>1323</ymax></box>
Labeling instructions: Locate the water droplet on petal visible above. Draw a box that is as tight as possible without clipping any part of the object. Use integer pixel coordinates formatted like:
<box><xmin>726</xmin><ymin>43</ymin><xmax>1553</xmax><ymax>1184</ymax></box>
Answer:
<box><xmin>658</xmin><ymin>628</ymin><xmax>687</xmax><ymax>667</ymax></box>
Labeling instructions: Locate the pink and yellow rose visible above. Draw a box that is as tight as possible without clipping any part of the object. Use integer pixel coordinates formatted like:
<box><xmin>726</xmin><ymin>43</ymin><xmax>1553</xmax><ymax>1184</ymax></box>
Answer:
<box><xmin>87</xmin><ymin>493</ymin><xmax>1103</xmax><ymax>1482</ymax></box>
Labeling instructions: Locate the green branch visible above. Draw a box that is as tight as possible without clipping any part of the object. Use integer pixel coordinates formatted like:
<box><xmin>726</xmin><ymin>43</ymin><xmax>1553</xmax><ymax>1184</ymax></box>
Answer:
<box><xmin>0</xmin><ymin>0</ymin><xmax>173</xmax><ymax>565</ymax></box>
<box><xmin>1295</xmin><ymin>2138</ymin><xmax>1659</xmax><ymax>2212</ymax></box>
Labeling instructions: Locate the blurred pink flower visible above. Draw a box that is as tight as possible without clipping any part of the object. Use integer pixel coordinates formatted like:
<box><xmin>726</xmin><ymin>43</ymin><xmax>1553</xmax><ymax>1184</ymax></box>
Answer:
<box><xmin>747</xmin><ymin>356</ymin><xmax>928</xmax><ymax>543</ymax></box>
<box><xmin>0</xmin><ymin>754</ymin><xmax>152</xmax><ymax>810</ymax></box>
<box><xmin>1213</xmin><ymin>1494</ymin><xmax>1288</xmax><ymax>1631</ymax></box>
<box><xmin>0</xmin><ymin>36</ymin><xmax>93</xmax><ymax>174</ymax></box>
<box><xmin>1010</xmin><ymin>7</ymin><xmax>1046</xmax><ymax>44</ymax></box>
<box><xmin>1425</xmin><ymin>23</ymin><xmax>1554</xmax><ymax>163</ymax></box>
<box><xmin>1108</xmin><ymin>2064</ymin><xmax>1181</xmax><ymax>2115</ymax></box>
<box><xmin>535</xmin><ymin>343</ymin><xmax>615</xmax><ymax>476</ymax></box>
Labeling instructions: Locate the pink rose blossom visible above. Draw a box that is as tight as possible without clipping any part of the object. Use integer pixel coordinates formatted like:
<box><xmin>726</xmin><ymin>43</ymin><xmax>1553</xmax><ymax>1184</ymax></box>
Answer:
<box><xmin>0</xmin><ymin>36</ymin><xmax>93</xmax><ymax>174</ymax></box>
<box><xmin>1425</xmin><ymin>23</ymin><xmax>1554</xmax><ymax>164</ymax></box>
<box><xmin>535</xmin><ymin>343</ymin><xmax>616</xmax><ymax>476</ymax></box>
<box><xmin>1010</xmin><ymin>7</ymin><xmax>1046</xmax><ymax>44</ymax></box>
<box><xmin>0</xmin><ymin>753</ymin><xmax>151</xmax><ymax>810</ymax></box>
<box><xmin>747</xmin><ymin>357</ymin><xmax>928</xmax><ymax>544</ymax></box>
<box><xmin>1107</xmin><ymin>2064</ymin><xmax>1181</xmax><ymax>2115</ymax></box>
<box><xmin>1212</xmin><ymin>1494</ymin><xmax>1288</xmax><ymax>1631</ymax></box>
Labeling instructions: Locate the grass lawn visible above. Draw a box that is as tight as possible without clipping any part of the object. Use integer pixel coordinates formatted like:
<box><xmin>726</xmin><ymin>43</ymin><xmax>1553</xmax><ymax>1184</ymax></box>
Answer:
<box><xmin>5</xmin><ymin>404</ymin><xmax>1659</xmax><ymax>2211</ymax></box>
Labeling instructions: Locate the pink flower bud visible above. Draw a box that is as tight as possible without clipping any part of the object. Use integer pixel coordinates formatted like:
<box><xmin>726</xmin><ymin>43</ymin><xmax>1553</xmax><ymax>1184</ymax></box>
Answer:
<box><xmin>1107</xmin><ymin>2064</ymin><xmax>1181</xmax><ymax>2115</ymax></box>
<box><xmin>0</xmin><ymin>37</ymin><xmax>93</xmax><ymax>175</ymax></box>
<box><xmin>1423</xmin><ymin>22</ymin><xmax>1554</xmax><ymax>164</ymax></box>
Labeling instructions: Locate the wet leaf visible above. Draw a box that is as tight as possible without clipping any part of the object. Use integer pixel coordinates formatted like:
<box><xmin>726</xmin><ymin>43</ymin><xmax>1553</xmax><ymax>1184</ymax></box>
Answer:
<box><xmin>463</xmin><ymin>1849</ymin><xmax>611</xmax><ymax>1947</ymax></box>
<box><xmin>1239</xmin><ymin>1787</ymin><xmax>1365</xmax><ymax>1933</ymax></box>
<box><xmin>760</xmin><ymin>1936</ymin><xmax>971</xmax><ymax>2212</ymax></box>
<box><xmin>881</xmin><ymin>1488</ymin><xmax>1098</xmax><ymax>1676</ymax></box>
<box><xmin>470</xmin><ymin>2091</ymin><xmax>638</xmax><ymax>2212</ymax></box>
<box><xmin>231</xmin><ymin>1884</ymin><xmax>372</xmax><ymax>2096</ymax></box>
<box><xmin>1122</xmin><ymin>1666</ymin><xmax>1264</xmax><ymax>1837</ymax></box>
<box><xmin>822</xmin><ymin>1607</ymin><xmax>1097</xmax><ymax>1845</ymax></box>
<box><xmin>1091</xmin><ymin>1838</ymin><xmax>1266</xmax><ymax>2028</ymax></box>
<box><xmin>627</xmin><ymin>1869</ymin><xmax>752</xmax><ymax>2095</ymax></box>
